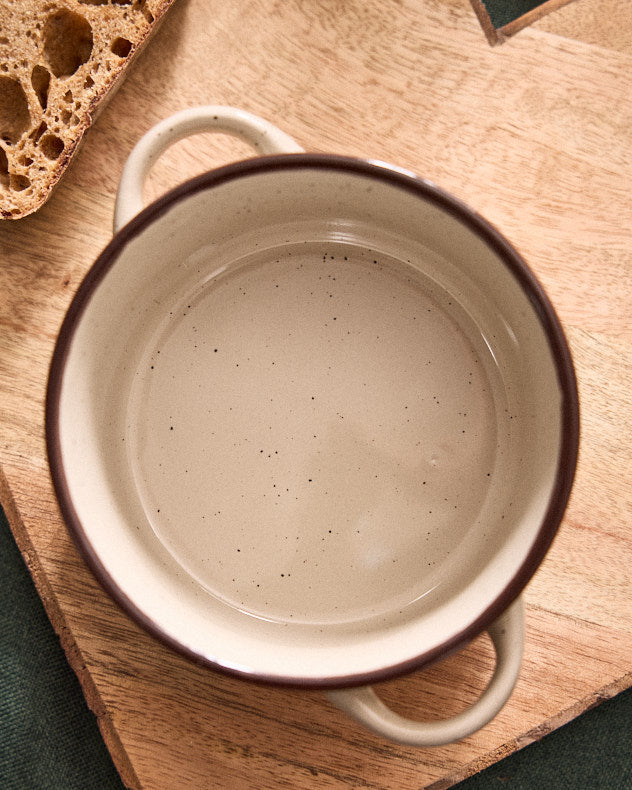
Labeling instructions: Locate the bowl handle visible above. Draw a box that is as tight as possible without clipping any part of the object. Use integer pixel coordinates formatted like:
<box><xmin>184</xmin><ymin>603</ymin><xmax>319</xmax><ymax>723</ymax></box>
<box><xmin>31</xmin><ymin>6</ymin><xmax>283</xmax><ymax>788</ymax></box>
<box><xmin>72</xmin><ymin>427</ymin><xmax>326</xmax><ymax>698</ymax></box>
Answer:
<box><xmin>327</xmin><ymin>597</ymin><xmax>524</xmax><ymax>746</ymax></box>
<box><xmin>113</xmin><ymin>106</ymin><xmax>304</xmax><ymax>233</ymax></box>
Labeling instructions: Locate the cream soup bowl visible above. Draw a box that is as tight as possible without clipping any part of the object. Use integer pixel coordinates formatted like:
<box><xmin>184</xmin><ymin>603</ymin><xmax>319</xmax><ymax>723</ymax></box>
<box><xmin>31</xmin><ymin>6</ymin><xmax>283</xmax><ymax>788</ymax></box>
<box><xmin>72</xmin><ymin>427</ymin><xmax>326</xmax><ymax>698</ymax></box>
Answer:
<box><xmin>46</xmin><ymin>107</ymin><xmax>579</xmax><ymax>746</ymax></box>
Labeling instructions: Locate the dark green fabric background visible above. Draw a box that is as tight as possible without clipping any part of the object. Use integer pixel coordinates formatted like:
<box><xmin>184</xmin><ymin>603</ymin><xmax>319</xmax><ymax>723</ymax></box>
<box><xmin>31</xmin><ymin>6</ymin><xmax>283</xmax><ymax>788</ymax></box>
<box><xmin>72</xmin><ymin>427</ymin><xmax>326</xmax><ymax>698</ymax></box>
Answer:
<box><xmin>481</xmin><ymin>0</ymin><xmax>555</xmax><ymax>29</ymax></box>
<box><xmin>0</xmin><ymin>506</ymin><xmax>125</xmax><ymax>790</ymax></box>
<box><xmin>1</xmin><ymin>502</ymin><xmax>631</xmax><ymax>787</ymax></box>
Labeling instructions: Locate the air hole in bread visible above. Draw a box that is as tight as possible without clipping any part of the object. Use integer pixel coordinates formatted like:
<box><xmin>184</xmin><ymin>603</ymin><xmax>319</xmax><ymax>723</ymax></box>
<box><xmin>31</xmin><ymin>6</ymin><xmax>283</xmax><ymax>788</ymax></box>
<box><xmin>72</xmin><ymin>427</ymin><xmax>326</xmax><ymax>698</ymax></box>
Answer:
<box><xmin>84</xmin><ymin>75</ymin><xmax>94</xmax><ymax>90</ymax></box>
<box><xmin>40</xmin><ymin>133</ymin><xmax>65</xmax><ymax>160</ymax></box>
<box><xmin>43</xmin><ymin>10</ymin><xmax>93</xmax><ymax>78</ymax></box>
<box><xmin>30</xmin><ymin>120</ymin><xmax>47</xmax><ymax>143</ymax></box>
<box><xmin>0</xmin><ymin>147</ymin><xmax>8</xmax><ymax>187</ymax></box>
<box><xmin>31</xmin><ymin>65</ymin><xmax>51</xmax><ymax>110</ymax></box>
<box><xmin>61</xmin><ymin>109</ymin><xmax>71</xmax><ymax>124</ymax></box>
<box><xmin>63</xmin><ymin>90</ymin><xmax>73</xmax><ymax>103</ymax></box>
<box><xmin>111</xmin><ymin>37</ymin><xmax>133</xmax><ymax>58</ymax></box>
<box><xmin>0</xmin><ymin>76</ymin><xmax>30</xmax><ymax>144</ymax></box>
<box><xmin>141</xmin><ymin>3</ymin><xmax>154</xmax><ymax>23</ymax></box>
<box><xmin>10</xmin><ymin>173</ymin><xmax>30</xmax><ymax>191</ymax></box>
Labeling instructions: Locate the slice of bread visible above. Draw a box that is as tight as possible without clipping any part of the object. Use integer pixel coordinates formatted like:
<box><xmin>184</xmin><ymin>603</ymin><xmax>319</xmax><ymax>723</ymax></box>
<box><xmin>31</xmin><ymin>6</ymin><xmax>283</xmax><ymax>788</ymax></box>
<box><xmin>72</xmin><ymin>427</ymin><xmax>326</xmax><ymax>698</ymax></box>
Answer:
<box><xmin>0</xmin><ymin>0</ymin><xmax>176</xmax><ymax>220</ymax></box>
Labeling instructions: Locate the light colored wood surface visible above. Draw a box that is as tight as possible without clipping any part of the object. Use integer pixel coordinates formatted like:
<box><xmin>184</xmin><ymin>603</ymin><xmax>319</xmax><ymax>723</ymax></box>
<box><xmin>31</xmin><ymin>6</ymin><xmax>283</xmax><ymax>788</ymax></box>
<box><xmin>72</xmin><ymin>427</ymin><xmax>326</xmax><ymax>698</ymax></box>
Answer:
<box><xmin>1</xmin><ymin>1</ymin><xmax>631</xmax><ymax>788</ymax></box>
<box><xmin>532</xmin><ymin>0</ymin><xmax>632</xmax><ymax>54</ymax></box>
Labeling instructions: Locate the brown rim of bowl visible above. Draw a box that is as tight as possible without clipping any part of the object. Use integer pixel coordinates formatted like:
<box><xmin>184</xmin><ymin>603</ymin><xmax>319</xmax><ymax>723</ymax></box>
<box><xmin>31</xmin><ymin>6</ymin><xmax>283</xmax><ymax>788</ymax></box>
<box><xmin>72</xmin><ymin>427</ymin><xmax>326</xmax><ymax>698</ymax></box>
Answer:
<box><xmin>45</xmin><ymin>153</ymin><xmax>580</xmax><ymax>689</ymax></box>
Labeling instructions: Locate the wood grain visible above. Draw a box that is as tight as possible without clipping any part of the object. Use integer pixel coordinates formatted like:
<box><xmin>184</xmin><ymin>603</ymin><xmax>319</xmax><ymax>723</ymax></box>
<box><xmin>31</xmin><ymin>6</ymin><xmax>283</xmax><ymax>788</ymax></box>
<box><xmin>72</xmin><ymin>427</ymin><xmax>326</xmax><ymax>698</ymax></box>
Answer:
<box><xmin>1</xmin><ymin>1</ymin><xmax>631</xmax><ymax>788</ymax></box>
<box><xmin>532</xmin><ymin>0</ymin><xmax>632</xmax><ymax>54</ymax></box>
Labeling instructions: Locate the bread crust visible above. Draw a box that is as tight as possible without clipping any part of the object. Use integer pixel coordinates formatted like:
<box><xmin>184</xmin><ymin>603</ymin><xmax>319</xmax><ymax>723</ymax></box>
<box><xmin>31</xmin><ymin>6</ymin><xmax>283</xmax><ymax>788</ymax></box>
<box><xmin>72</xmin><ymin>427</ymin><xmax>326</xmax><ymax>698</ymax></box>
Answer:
<box><xmin>0</xmin><ymin>0</ymin><xmax>176</xmax><ymax>220</ymax></box>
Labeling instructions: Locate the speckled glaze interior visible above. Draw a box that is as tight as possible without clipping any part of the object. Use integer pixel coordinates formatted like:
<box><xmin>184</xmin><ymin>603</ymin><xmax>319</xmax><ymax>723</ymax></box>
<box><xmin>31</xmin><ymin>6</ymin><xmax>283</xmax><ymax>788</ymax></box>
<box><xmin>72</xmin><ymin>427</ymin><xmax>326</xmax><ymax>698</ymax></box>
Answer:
<box><xmin>47</xmin><ymin>156</ymin><xmax>578</xmax><ymax>686</ymax></box>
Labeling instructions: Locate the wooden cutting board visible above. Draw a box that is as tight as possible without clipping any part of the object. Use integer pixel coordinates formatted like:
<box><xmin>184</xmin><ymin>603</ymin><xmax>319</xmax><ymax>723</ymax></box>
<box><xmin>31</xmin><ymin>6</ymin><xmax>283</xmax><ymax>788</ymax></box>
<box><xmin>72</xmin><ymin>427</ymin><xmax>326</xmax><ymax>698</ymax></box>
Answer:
<box><xmin>1</xmin><ymin>1</ymin><xmax>631</xmax><ymax>788</ymax></box>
